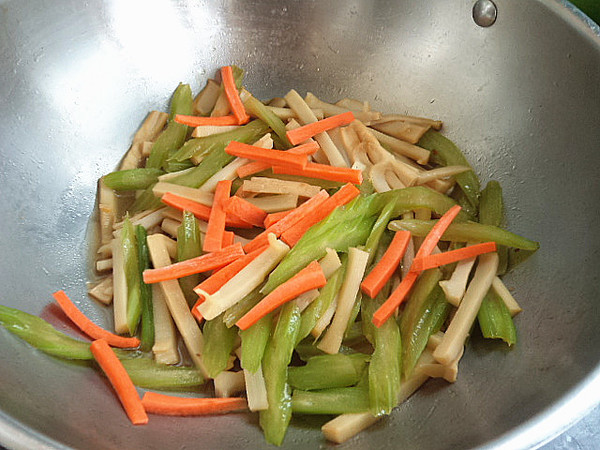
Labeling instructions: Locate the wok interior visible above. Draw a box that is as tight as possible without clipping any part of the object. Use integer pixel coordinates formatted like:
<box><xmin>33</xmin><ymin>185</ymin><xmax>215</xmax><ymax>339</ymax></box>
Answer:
<box><xmin>0</xmin><ymin>1</ymin><xmax>599</xmax><ymax>448</ymax></box>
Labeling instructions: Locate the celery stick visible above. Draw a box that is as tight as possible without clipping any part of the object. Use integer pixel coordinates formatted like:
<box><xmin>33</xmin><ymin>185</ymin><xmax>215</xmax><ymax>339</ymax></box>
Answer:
<box><xmin>163</xmin><ymin>158</ymin><xmax>194</xmax><ymax>173</ymax></box>
<box><xmin>177</xmin><ymin>211</ymin><xmax>203</xmax><ymax>307</ymax></box>
<box><xmin>479</xmin><ymin>180</ymin><xmax>509</xmax><ymax>273</ymax></box>
<box><xmin>364</xmin><ymin>198</ymin><xmax>397</xmax><ymax>266</ymax></box>
<box><xmin>260</xmin><ymin>302</ymin><xmax>301</xmax><ymax>446</ymax></box>
<box><xmin>202</xmin><ymin>314</ymin><xmax>238</xmax><ymax>379</ymax></box>
<box><xmin>121</xmin><ymin>358</ymin><xmax>204</xmax><ymax>389</ymax></box>
<box><xmin>129</xmin><ymin>184</ymin><xmax>163</xmax><ymax>213</ymax></box>
<box><xmin>291</xmin><ymin>385</ymin><xmax>370</xmax><ymax>415</ymax></box>
<box><xmin>389</xmin><ymin>219</ymin><xmax>540</xmax><ymax>251</ymax></box>
<box><xmin>451</xmin><ymin>187</ymin><xmax>478</xmax><ymax>222</ymax></box>
<box><xmin>103</xmin><ymin>168</ymin><xmax>164</xmax><ymax>191</ymax></box>
<box><xmin>122</xmin><ymin>216</ymin><xmax>142</xmax><ymax>334</ymax></box>
<box><xmin>401</xmin><ymin>284</ymin><xmax>450</xmax><ymax>377</ymax></box>
<box><xmin>477</xmin><ymin>289</ymin><xmax>517</xmax><ymax>345</ymax></box>
<box><xmin>240</xmin><ymin>314</ymin><xmax>272</xmax><ymax>373</ymax></box>
<box><xmin>222</xmin><ymin>287</ymin><xmax>263</xmax><ymax>328</ymax></box>
<box><xmin>135</xmin><ymin>225</ymin><xmax>154</xmax><ymax>352</ymax></box>
<box><xmin>400</xmin><ymin>268</ymin><xmax>443</xmax><ymax>337</ymax></box>
<box><xmin>244</xmin><ymin>93</ymin><xmax>292</xmax><ymax>148</ymax></box>
<box><xmin>147</xmin><ymin>83</ymin><xmax>193</xmax><ymax>169</ymax></box>
<box><xmin>288</xmin><ymin>354</ymin><xmax>367</xmax><ymax>390</ymax></box>
<box><xmin>345</xmin><ymin>292</ymin><xmax>363</xmax><ymax>338</ymax></box>
<box><xmin>296</xmin><ymin>254</ymin><xmax>347</xmax><ymax>345</ymax></box>
<box><xmin>418</xmin><ymin>130</ymin><xmax>481</xmax><ymax>208</ymax></box>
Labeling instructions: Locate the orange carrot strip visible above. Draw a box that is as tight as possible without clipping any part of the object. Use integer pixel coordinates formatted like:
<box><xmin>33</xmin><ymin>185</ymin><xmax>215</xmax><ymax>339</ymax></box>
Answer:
<box><xmin>281</xmin><ymin>183</ymin><xmax>360</xmax><ymax>247</ymax></box>
<box><xmin>90</xmin><ymin>339</ymin><xmax>148</xmax><ymax>425</ymax></box>
<box><xmin>263</xmin><ymin>210</ymin><xmax>293</xmax><ymax>228</ymax></box>
<box><xmin>272</xmin><ymin>162</ymin><xmax>363</xmax><ymax>185</ymax></box>
<box><xmin>52</xmin><ymin>290</ymin><xmax>140</xmax><ymax>348</ymax></box>
<box><xmin>142</xmin><ymin>392</ymin><xmax>247</xmax><ymax>416</ymax></box>
<box><xmin>243</xmin><ymin>190</ymin><xmax>330</xmax><ymax>253</ymax></box>
<box><xmin>360</xmin><ymin>231</ymin><xmax>412</xmax><ymax>298</ymax></box>
<box><xmin>194</xmin><ymin>246</ymin><xmax>268</xmax><ymax>296</ymax></box>
<box><xmin>161</xmin><ymin>192</ymin><xmax>252</xmax><ymax>229</ymax></box>
<box><xmin>142</xmin><ymin>243</ymin><xmax>244</xmax><ymax>284</ymax></box>
<box><xmin>372</xmin><ymin>271</ymin><xmax>419</xmax><ymax>328</ymax></box>
<box><xmin>286</xmin><ymin>111</ymin><xmax>356</xmax><ymax>145</ymax></box>
<box><xmin>222</xmin><ymin>231</ymin><xmax>235</xmax><ymax>248</ymax></box>
<box><xmin>236</xmin><ymin>141</ymin><xmax>320</xmax><ymax>178</ymax></box>
<box><xmin>174</xmin><ymin>114</ymin><xmax>238</xmax><ymax>127</ymax></box>
<box><xmin>236</xmin><ymin>260</ymin><xmax>326</xmax><ymax>330</ymax></box>
<box><xmin>204</xmin><ymin>180</ymin><xmax>232</xmax><ymax>252</ymax></box>
<box><xmin>221</xmin><ymin>66</ymin><xmax>250</xmax><ymax>125</ymax></box>
<box><xmin>225</xmin><ymin>141</ymin><xmax>308</xmax><ymax>169</ymax></box>
<box><xmin>372</xmin><ymin>205</ymin><xmax>463</xmax><ymax>327</ymax></box>
<box><xmin>225</xmin><ymin>196</ymin><xmax>268</xmax><ymax>228</ymax></box>
<box><xmin>411</xmin><ymin>242</ymin><xmax>497</xmax><ymax>272</ymax></box>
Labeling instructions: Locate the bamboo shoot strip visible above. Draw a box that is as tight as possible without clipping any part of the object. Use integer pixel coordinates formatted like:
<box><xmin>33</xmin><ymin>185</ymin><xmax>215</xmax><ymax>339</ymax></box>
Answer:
<box><xmin>221</xmin><ymin>66</ymin><xmax>250</xmax><ymax>125</ymax></box>
<box><xmin>225</xmin><ymin>141</ymin><xmax>309</xmax><ymax>169</ymax></box>
<box><xmin>142</xmin><ymin>243</ymin><xmax>244</xmax><ymax>284</ymax></box>
<box><xmin>236</xmin><ymin>261</ymin><xmax>327</xmax><ymax>330</ymax></box>
<box><xmin>410</xmin><ymin>241</ymin><xmax>497</xmax><ymax>272</ymax></box>
<box><xmin>361</xmin><ymin>230</ymin><xmax>411</xmax><ymax>299</ymax></box>
<box><xmin>286</xmin><ymin>111</ymin><xmax>355</xmax><ymax>145</ymax></box>
<box><xmin>203</xmin><ymin>180</ymin><xmax>232</xmax><ymax>252</ymax></box>
<box><xmin>51</xmin><ymin>290</ymin><xmax>140</xmax><ymax>349</ymax></box>
<box><xmin>160</xmin><ymin>192</ymin><xmax>252</xmax><ymax>228</ymax></box>
<box><xmin>90</xmin><ymin>339</ymin><xmax>148</xmax><ymax>425</ymax></box>
<box><xmin>272</xmin><ymin>162</ymin><xmax>363</xmax><ymax>185</ymax></box>
<box><xmin>142</xmin><ymin>392</ymin><xmax>247</xmax><ymax>416</ymax></box>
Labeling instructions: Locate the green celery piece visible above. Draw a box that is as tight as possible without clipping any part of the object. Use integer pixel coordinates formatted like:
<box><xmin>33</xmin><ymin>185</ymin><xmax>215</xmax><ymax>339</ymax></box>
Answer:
<box><xmin>400</xmin><ymin>268</ymin><xmax>443</xmax><ymax>335</ymax></box>
<box><xmin>135</xmin><ymin>226</ymin><xmax>154</xmax><ymax>352</ymax></box>
<box><xmin>240</xmin><ymin>314</ymin><xmax>272</xmax><ymax>373</ymax></box>
<box><xmin>364</xmin><ymin>198</ymin><xmax>397</xmax><ymax>267</ymax></box>
<box><xmin>389</xmin><ymin>219</ymin><xmax>540</xmax><ymax>251</ymax></box>
<box><xmin>507</xmin><ymin>248</ymin><xmax>537</xmax><ymax>272</ymax></box>
<box><xmin>451</xmin><ymin>187</ymin><xmax>478</xmax><ymax>222</ymax></box>
<box><xmin>291</xmin><ymin>384</ymin><xmax>370</xmax><ymax>415</ymax></box>
<box><xmin>222</xmin><ymin>287</ymin><xmax>263</xmax><ymax>328</ymax></box>
<box><xmin>479</xmin><ymin>180</ymin><xmax>509</xmax><ymax>273</ymax></box>
<box><xmin>169</xmin><ymin>119</ymin><xmax>270</xmax><ymax>163</ymax></box>
<box><xmin>418</xmin><ymin>129</ymin><xmax>481</xmax><ymax>208</ymax></box>
<box><xmin>177</xmin><ymin>211</ymin><xmax>203</xmax><ymax>307</ymax></box>
<box><xmin>163</xmin><ymin>158</ymin><xmax>194</xmax><ymax>173</ymax></box>
<box><xmin>361</xmin><ymin>281</ymin><xmax>392</xmax><ymax>346</ymax></box>
<box><xmin>129</xmin><ymin>184</ymin><xmax>163</xmax><ymax>213</ymax></box>
<box><xmin>288</xmin><ymin>353</ymin><xmax>368</xmax><ymax>390</ymax></box>
<box><xmin>365</xmin><ymin>293</ymin><xmax>402</xmax><ymax>416</ymax></box>
<box><xmin>401</xmin><ymin>284</ymin><xmax>450</xmax><ymax>378</ymax></box>
<box><xmin>146</xmin><ymin>83</ymin><xmax>193</xmax><ymax>169</ymax></box>
<box><xmin>121</xmin><ymin>358</ymin><xmax>205</xmax><ymax>389</ymax></box>
<box><xmin>243</xmin><ymin>94</ymin><xmax>292</xmax><ymax>148</ymax></box>
<box><xmin>360</xmin><ymin>179</ymin><xmax>375</xmax><ymax>195</ymax></box>
<box><xmin>202</xmin><ymin>314</ymin><xmax>238</xmax><ymax>379</ymax></box>
<box><xmin>345</xmin><ymin>292</ymin><xmax>363</xmax><ymax>337</ymax></box>
<box><xmin>382</xmin><ymin>186</ymin><xmax>466</xmax><ymax>220</ymax></box>
<box><xmin>103</xmin><ymin>168</ymin><xmax>164</xmax><ymax>191</ymax></box>
<box><xmin>0</xmin><ymin>305</ymin><xmax>136</xmax><ymax>360</ymax></box>
<box><xmin>477</xmin><ymin>289</ymin><xmax>517</xmax><ymax>345</ymax></box>
<box><xmin>122</xmin><ymin>216</ymin><xmax>142</xmax><ymax>335</ymax></box>
<box><xmin>296</xmin><ymin>254</ymin><xmax>348</xmax><ymax>345</ymax></box>
<box><xmin>259</xmin><ymin>302</ymin><xmax>301</xmax><ymax>446</ymax></box>
<box><xmin>294</xmin><ymin>342</ymin><xmax>356</xmax><ymax>361</ymax></box>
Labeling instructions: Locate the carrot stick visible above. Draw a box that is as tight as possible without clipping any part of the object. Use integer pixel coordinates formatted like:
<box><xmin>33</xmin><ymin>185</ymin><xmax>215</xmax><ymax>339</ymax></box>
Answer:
<box><xmin>194</xmin><ymin>246</ymin><xmax>268</xmax><ymax>296</ymax></box>
<box><xmin>243</xmin><ymin>190</ymin><xmax>330</xmax><ymax>253</ymax></box>
<box><xmin>236</xmin><ymin>141</ymin><xmax>320</xmax><ymax>178</ymax></box>
<box><xmin>204</xmin><ymin>180</ymin><xmax>232</xmax><ymax>252</ymax></box>
<box><xmin>90</xmin><ymin>339</ymin><xmax>148</xmax><ymax>425</ymax></box>
<box><xmin>222</xmin><ymin>231</ymin><xmax>235</xmax><ymax>248</ymax></box>
<box><xmin>360</xmin><ymin>231</ymin><xmax>412</xmax><ymax>298</ymax></box>
<box><xmin>191</xmin><ymin>297</ymin><xmax>205</xmax><ymax>323</ymax></box>
<box><xmin>174</xmin><ymin>114</ymin><xmax>238</xmax><ymax>127</ymax></box>
<box><xmin>280</xmin><ymin>183</ymin><xmax>360</xmax><ymax>246</ymax></box>
<box><xmin>142</xmin><ymin>392</ymin><xmax>247</xmax><ymax>416</ymax></box>
<box><xmin>52</xmin><ymin>290</ymin><xmax>140</xmax><ymax>348</ymax></box>
<box><xmin>272</xmin><ymin>162</ymin><xmax>363</xmax><ymax>185</ymax></box>
<box><xmin>225</xmin><ymin>196</ymin><xmax>268</xmax><ymax>228</ymax></box>
<box><xmin>263</xmin><ymin>210</ymin><xmax>293</xmax><ymax>228</ymax></box>
<box><xmin>161</xmin><ymin>192</ymin><xmax>252</xmax><ymax>229</ymax></box>
<box><xmin>221</xmin><ymin>66</ymin><xmax>250</xmax><ymax>125</ymax></box>
<box><xmin>142</xmin><ymin>243</ymin><xmax>244</xmax><ymax>284</ymax></box>
<box><xmin>225</xmin><ymin>141</ymin><xmax>308</xmax><ymax>169</ymax></box>
<box><xmin>411</xmin><ymin>241</ymin><xmax>497</xmax><ymax>272</ymax></box>
<box><xmin>372</xmin><ymin>205</ymin><xmax>463</xmax><ymax>327</ymax></box>
<box><xmin>286</xmin><ymin>111</ymin><xmax>355</xmax><ymax>145</ymax></box>
<box><xmin>236</xmin><ymin>260</ymin><xmax>326</xmax><ymax>330</ymax></box>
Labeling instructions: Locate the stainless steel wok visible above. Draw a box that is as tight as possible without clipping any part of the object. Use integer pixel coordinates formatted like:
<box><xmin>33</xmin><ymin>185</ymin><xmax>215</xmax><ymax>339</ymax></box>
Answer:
<box><xmin>0</xmin><ymin>0</ymin><xmax>599</xmax><ymax>448</ymax></box>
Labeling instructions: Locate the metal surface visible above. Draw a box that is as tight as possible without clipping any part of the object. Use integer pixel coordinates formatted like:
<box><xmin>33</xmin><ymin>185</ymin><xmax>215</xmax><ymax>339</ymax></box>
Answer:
<box><xmin>0</xmin><ymin>0</ymin><xmax>599</xmax><ymax>449</ymax></box>
<box><xmin>473</xmin><ymin>0</ymin><xmax>498</xmax><ymax>27</ymax></box>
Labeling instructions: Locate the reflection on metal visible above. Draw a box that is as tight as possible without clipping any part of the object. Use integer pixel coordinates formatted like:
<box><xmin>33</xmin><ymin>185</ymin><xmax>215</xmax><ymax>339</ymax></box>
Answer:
<box><xmin>473</xmin><ymin>0</ymin><xmax>498</xmax><ymax>27</ymax></box>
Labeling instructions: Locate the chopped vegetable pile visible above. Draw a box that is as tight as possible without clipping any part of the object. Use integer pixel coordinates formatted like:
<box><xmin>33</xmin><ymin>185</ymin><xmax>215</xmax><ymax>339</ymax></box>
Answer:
<box><xmin>0</xmin><ymin>66</ymin><xmax>539</xmax><ymax>445</ymax></box>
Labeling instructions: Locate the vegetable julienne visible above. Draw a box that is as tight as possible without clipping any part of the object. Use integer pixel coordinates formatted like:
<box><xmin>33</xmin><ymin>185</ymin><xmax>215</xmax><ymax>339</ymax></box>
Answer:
<box><xmin>0</xmin><ymin>66</ymin><xmax>539</xmax><ymax>445</ymax></box>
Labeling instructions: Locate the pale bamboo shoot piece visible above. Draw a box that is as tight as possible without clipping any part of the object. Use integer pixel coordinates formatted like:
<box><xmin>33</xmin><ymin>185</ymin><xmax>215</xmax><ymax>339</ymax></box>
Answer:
<box><xmin>492</xmin><ymin>277</ymin><xmax>523</xmax><ymax>317</ymax></box>
<box><xmin>369</xmin><ymin>127</ymin><xmax>430</xmax><ymax>165</ymax></box>
<box><xmin>242</xmin><ymin>177</ymin><xmax>321</xmax><ymax>198</ymax></box>
<box><xmin>96</xmin><ymin>259</ymin><xmax>112</xmax><ymax>272</ymax></box>
<box><xmin>264</xmin><ymin>105</ymin><xmax>324</xmax><ymax>121</ymax></box>
<box><xmin>370</xmin><ymin>120</ymin><xmax>429</xmax><ymax>144</ymax></box>
<box><xmin>151</xmin><ymin>283</ymin><xmax>180</xmax><ymax>365</ymax></box>
<box><xmin>99</xmin><ymin>180</ymin><xmax>117</xmax><ymax>245</ymax></box>
<box><xmin>244</xmin><ymin>365</ymin><xmax>269</xmax><ymax>411</ymax></box>
<box><xmin>193</xmin><ymin>79</ymin><xmax>221</xmax><ymax>116</ymax></box>
<box><xmin>191</xmin><ymin>125</ymin><xmax>240</xmax><ymax>138</ymax></box>
<box><xmin>153</xmin><ymin>182</ymin><xmax>214</xmax><ymax>206</ymax></box>
<box><xmin>295</xmin><ymin>289</ymin><xmax>320</xmax><ymax>313</ymax></box>
<box><xmin>412</xmin><ymin>166</ymin><xmax>470</xmax><ymax>186</ymax></box>
<box><xmin>244</xmin><ymin>194</ymin><xmax>298</xmax><ymax>213</ymax></box>
<box><xmin>161</xmin><ymin>218</ymin><xmax>181</xmax><ymax>238</ymax></box>
<box><xmin>371</xmin><ymin>113</ymin><xmax>443</xmax><ymax>130</ymax></box>
<box><xmin>439</xmin><ymin>250</ymin><xmax>477</xmax><ymax>307</ymax></box>
<box><xmin>88</xmin><ymin>277</ymin><xmax>113</xmax><ymax>305</ymax></box>
<box><xmin>113</xmin><ymin>208</ymin><xmax>166</xmax><ymax>237</ymax></box>
<box><xmin>214</xmin><ymin>371</ymin><xmax>246</xmax><ymax>398</ymax></box>
<box><xmin>305</xmin><ymin>92</ymin><xmax>382</xmax><ymax>125</ymax></box>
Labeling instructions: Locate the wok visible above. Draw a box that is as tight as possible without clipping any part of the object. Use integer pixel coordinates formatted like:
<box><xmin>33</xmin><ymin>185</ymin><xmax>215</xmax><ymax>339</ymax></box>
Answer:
<box><xmin>0</xmin><ymin>0</ymin><xmax>599</xmax><ymax>448</ymax></box>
